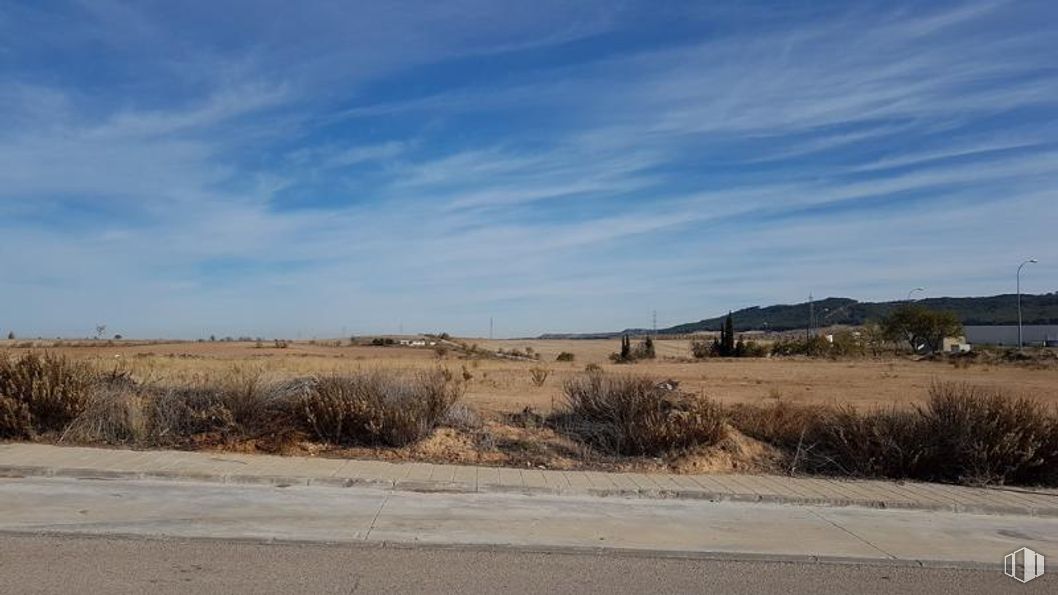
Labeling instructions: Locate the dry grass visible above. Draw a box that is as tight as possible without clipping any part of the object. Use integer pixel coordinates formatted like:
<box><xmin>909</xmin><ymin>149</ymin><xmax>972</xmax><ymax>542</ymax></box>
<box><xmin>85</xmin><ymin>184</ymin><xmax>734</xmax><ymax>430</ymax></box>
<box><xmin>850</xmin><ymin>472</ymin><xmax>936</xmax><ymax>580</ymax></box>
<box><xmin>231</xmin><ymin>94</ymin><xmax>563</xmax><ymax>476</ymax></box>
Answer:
<box><xmin>10</xmin><ymin>338</ymin><xmax>1058</xmax><ymax>419</ymax></box>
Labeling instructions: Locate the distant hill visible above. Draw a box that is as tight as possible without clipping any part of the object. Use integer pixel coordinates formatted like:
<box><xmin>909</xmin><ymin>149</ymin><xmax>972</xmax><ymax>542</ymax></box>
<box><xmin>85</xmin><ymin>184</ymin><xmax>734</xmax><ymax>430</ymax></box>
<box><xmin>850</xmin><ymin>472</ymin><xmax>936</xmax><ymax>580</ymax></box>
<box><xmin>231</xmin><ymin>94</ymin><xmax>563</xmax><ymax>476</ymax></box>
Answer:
<box><xmin>537</xmin><ymin>293</ymin><xmax>1058</xmax><ymax>338</ymax></box>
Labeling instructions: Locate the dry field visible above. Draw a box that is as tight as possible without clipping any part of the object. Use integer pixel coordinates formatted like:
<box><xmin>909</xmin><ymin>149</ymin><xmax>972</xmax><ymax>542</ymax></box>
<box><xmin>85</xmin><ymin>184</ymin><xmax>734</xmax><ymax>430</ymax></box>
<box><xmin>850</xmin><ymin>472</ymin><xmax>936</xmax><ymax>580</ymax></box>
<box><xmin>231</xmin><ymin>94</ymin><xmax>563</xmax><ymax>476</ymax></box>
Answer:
<box><xmin>3</xmin><ymin>338</ymin><xmax>1058</xmax><ymax>483</ymax></box>
<box><xmin>4</xmin><ymin>337</ymin><xmax>1057</xmax><ymax>417</ymax></box>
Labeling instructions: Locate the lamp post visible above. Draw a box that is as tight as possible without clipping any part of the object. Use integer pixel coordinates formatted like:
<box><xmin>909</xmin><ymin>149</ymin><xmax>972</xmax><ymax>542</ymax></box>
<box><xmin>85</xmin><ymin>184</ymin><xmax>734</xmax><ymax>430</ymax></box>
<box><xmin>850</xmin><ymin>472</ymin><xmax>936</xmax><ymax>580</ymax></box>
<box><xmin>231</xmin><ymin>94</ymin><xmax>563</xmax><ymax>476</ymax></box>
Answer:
<box><xmin>906</xmin><ymin>287</ymin><xmax>925</xmax><ymax>302</ymax></box>
<box><xmin>1018</xmin><ymin>259</ymin><xmax>1038</xmax><ymax>349</ymax></box>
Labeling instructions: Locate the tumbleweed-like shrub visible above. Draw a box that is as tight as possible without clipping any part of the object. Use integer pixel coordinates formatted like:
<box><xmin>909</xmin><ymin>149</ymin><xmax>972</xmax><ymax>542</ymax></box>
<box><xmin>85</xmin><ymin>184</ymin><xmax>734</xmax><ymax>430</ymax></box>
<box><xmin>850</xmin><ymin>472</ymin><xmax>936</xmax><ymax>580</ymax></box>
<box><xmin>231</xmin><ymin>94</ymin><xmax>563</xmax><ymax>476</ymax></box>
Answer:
<box><xmin>919</xmin><ymin>383</ymin><xmax>1058</xmax><ymax>486</ymax></box>
<box><xmin>556</xmin><ymin>372</ymin><xmax>726</xmax><ymax>456</ymax></box>
<box><xmin>729</xmin><ymin>382</ymin><xmax>1058</xmax><ymax>486</ymax></box>
<box><xmin>0</xmin><ymin>352</ymin><xmax>96</xmax><ymax>438</ymax></box>
<box><xmin>300</xmin><ymin>369</ymin><xmax>462</xmax><ymax>447</ymax></box>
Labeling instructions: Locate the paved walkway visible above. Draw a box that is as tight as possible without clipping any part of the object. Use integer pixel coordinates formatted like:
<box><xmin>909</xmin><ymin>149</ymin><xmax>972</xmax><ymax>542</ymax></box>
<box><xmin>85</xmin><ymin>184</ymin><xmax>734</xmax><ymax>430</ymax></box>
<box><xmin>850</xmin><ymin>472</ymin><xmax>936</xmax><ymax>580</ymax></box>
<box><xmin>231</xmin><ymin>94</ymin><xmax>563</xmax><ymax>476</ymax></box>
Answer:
<box><xmin>4</xmin><ymin>476</ymin><xmax>1058</xmax><ymax>568</ymax></box>
<box><xmin>2</xmin><ymin>442</ymin><xmax>1056</xmax><ymax>517</ymax></box>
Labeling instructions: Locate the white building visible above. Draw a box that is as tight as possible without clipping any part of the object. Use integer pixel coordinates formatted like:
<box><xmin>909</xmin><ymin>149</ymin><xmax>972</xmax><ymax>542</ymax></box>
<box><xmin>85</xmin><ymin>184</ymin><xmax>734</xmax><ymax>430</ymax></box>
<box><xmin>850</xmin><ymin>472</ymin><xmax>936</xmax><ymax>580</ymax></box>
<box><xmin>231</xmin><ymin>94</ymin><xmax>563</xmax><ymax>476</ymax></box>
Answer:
<box><xmin>964</xmin><ymin>325</ymin><xmax>1058</xmax><ymax>347</ymax></box>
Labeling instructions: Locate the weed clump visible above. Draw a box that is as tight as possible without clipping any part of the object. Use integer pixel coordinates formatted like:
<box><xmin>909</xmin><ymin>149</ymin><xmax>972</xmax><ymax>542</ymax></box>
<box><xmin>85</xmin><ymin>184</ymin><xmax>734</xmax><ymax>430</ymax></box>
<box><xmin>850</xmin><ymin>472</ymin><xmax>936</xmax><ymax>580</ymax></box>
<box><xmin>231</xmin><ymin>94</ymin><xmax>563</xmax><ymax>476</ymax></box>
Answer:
<box><xmin>0</xmin><ymin>352</ymin><xmax>96</xmax><ymax>438</ymax></box>
<box><xmin>300</xmin><ymin>369</ymin><xmax>462</xmax><ymax>447</ymax></box>
<box><xmin>556</xmin><ymin>371</ymin><xmax>726</xmax><ymax>456</ymax></box>
<box><xmin>730</xmin><ymin>382</ymin><xmax>1058</xmax><ymax>486</ymax></box>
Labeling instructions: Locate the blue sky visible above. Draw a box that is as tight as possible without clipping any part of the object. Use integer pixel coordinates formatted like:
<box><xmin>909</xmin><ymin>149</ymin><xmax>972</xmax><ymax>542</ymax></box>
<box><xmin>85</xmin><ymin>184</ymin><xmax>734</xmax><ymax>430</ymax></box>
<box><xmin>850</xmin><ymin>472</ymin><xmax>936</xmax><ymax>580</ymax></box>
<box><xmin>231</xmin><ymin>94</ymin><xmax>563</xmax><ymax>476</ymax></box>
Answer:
<box><xmin>1</xmin><ymin>1</ymin><xmax>1056</xmax><ymax>338</ymax></box>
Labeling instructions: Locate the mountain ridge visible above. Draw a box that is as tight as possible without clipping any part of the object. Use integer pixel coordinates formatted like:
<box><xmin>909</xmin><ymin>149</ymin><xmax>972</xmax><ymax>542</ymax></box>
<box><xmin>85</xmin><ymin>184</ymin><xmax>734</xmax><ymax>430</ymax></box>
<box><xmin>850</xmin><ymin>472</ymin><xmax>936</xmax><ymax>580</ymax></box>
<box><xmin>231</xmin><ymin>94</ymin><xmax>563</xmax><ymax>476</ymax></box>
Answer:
<box><xmin>537</xmin><ymin>292</ymin><xmax>1058</xmax><ymax>339</ymax></box>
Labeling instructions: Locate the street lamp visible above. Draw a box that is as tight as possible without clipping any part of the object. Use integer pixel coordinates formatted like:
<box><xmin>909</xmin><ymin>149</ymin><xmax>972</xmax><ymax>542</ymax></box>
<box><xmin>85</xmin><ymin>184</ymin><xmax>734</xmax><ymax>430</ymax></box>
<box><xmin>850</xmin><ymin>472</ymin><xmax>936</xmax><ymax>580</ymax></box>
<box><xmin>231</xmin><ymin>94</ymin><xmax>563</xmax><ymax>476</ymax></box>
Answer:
<box><xmin>1018</xmin><ymin>259</ymin><xmax>1038</xmax><ymax>349</ymax></box>
<box><xmin>906</xmin><ymin>287</ymin><xmax>925</xmax><ymax>301</ymax></box>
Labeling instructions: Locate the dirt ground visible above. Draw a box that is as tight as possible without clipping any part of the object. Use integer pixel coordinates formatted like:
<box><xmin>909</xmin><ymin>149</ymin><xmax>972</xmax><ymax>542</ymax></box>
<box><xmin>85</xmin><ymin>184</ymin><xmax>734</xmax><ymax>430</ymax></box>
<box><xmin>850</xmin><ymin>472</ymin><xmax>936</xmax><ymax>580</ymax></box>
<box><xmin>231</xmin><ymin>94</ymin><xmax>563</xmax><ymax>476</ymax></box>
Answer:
<box><xmin>5</xmin><ymin>337</ymin><xmax>1057</xmax><ymax>418</ymax></box>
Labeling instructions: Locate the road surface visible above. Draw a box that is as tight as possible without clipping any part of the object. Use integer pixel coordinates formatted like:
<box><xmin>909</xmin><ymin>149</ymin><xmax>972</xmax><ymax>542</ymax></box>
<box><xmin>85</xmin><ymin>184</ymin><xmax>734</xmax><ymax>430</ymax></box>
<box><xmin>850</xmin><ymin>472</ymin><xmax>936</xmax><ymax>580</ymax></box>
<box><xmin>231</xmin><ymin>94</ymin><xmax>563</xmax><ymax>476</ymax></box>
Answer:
<box><xmin>1</xmin><ymin>533</ymin><xmax>1053</xmax><ymax>594</ymax></box>
<box><xmin>0</xmin><ymin>476</ymin><xmax>1055</xmax><ymax>593</ymax></box>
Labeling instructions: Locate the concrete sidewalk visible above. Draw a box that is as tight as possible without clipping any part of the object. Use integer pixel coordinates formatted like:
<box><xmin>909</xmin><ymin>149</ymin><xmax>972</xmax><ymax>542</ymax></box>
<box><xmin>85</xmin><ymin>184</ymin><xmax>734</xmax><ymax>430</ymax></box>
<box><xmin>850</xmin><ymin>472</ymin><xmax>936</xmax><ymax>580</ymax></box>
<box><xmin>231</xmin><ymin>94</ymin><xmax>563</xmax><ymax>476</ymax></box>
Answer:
<box><xmin>2</xmin><ymin>442</ymin><xmax>1056</xmax><ymax>517</ymax></box>
<box><xmin>3</xmin><ymin>476</ymin><xmax>1058</xmax><ymax>568</ymax></box>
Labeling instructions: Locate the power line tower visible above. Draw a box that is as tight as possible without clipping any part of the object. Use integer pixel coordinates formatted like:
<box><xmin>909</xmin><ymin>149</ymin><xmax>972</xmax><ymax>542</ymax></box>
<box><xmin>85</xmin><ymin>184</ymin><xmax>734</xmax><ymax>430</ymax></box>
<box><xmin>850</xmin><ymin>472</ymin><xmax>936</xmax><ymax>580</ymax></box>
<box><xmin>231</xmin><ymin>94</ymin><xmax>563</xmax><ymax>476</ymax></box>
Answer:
<box><xmin>652</xmin><ymin>310</ymin><xmax>657</xmax><ymax>336</ymax></box>
<box><xmin>489</xmin><ymin>317</ymin><xmax>494</xmax><ymax>340</ymax></box>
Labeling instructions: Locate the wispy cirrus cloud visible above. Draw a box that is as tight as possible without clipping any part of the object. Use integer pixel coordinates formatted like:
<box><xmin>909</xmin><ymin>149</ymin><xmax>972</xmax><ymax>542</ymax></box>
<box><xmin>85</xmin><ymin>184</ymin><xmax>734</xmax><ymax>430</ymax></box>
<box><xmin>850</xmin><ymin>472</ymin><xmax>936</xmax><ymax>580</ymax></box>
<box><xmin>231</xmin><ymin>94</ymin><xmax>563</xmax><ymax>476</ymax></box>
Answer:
<box><xmin>1</xmin><ymin>0</ymin><xmax>1055</xmax><ymax>338</ymax></box>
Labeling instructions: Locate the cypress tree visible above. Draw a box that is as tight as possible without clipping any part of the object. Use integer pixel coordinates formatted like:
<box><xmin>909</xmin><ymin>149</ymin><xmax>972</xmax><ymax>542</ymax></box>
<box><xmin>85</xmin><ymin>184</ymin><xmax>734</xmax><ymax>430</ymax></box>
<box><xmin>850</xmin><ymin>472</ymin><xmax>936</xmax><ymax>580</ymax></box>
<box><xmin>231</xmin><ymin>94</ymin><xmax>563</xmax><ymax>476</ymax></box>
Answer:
<box><xmin>722</xmin><ymin>312</ymin><xmax>735</xmax><ymax>356</ymax></box>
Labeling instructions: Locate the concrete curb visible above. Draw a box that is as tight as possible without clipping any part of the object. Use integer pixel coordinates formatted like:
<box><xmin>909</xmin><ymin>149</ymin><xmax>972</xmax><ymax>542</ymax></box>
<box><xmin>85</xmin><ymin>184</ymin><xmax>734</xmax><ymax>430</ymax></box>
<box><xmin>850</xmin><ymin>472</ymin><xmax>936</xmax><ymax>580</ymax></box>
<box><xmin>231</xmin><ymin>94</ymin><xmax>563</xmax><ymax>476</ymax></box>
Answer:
<box><xmin>2</xmin><ymin>461</ymin><xmax>1056</xmax><ymax>518</ymax></box>
<box><xmin>0</xmin><ymin>528</ymin><xmax>999</xmax><ymax>571</ymax></box>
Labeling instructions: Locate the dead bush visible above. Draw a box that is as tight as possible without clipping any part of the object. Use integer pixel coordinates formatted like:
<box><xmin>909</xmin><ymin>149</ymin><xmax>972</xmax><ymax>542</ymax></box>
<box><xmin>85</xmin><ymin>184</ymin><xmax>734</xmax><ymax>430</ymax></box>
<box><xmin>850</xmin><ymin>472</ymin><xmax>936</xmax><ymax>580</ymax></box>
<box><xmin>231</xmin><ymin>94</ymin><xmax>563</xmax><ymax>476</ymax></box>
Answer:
<box><xmin>919</xmin><ymin>383</ymin><xmax>1058</xmax><ymax>485</ymax></box>
<box><xmin>528</xmin><ymin>366</ymin><xmax>550</xmax><ymax>387</ymax></box>
<box><xmin>728</xmin><ymin>400</ymin><xmax>825</xmax><ymax>448</ymax></box>
<box><xmin>146</xmin><ymin>387</ymin><xmax>238</xmax><ymax>446</ymax></box>
<box><xmin>441</xmin><ymin>402</ymin><xmax>483</xmax><ymax>431</ymax></box>
<box><xmin>0</xmin><ymin>395</ymin><xmax>32</xmax><ymax>439</ymax></box>
<box><xmin>212</xmin><ymin>365</ymin><xmax>288</xmax><ymax>432</ymax></box>
<box><xmin>0</xmin><ymin>352</ymin><xmax>96</xmax><ymax>438</ymax></box>
<box><xmin>555</xmin><ymin>372</ymin><xmax>726</xmax><ymax>456</ymax></box>
<box><xmin>800</xmin><ymin>406</ymin><xmax>927</xmax><ymax>478</ymax></box>
<box><xmin>300</xmin><ymin>369</ymin><xmax>462</xmax><ymax>447</ymax></box>
<box><xmin>508</xmin><ymin>406</ymin><xmax>545</xmax><ymax>429</ymax></box>
<box><xmin>730</xmin><ymin>402</ymin><xmax>928</xmax><ymax>478</ymax></box>
<box><xmin>729</xmin><ymin>382</ymin><xmax>1058</xmax><ymax>486</ymax></box>
<box><xmin>61</xmin><ymin>385</ymin><xmax>150</xmax><ymax>445</ymax></box>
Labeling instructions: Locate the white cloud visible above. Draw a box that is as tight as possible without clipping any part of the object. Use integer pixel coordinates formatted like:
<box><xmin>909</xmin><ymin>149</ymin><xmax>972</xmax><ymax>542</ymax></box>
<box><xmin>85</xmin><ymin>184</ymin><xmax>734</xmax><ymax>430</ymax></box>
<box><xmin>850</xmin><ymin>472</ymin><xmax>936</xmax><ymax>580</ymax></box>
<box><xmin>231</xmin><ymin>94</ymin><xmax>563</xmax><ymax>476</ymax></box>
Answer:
<box><xmin>2</xmin><ymin>1</ymin><xmax>1056</xmax><ymax>338</ymax></box>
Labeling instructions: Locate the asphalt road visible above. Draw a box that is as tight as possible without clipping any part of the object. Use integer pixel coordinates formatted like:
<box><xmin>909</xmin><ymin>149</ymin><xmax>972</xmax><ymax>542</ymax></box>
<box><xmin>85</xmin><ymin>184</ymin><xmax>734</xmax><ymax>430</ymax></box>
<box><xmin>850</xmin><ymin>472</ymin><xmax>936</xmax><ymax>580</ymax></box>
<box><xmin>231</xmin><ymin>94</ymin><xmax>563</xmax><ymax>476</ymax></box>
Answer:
<box><xmin>0</xmin><ymin>533</ymin><xmax>1052</xmax><ymax>594</ymax></box>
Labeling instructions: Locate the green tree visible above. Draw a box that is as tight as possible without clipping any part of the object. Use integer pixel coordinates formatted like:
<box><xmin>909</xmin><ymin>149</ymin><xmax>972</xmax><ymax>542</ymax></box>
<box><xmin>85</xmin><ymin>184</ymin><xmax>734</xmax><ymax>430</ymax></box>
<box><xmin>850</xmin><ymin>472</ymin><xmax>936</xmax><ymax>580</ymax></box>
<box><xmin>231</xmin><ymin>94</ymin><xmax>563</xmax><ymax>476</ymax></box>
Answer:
<box><xmin>881</xmin><ymin>305</ymin><xmax>963</xmax><ymax>354</ymax></box>
<box><xmin>861</xmin><ymin>321</ymin><xmax>888</xmax><ymax>356</ymax></box>
<box><xmin>710</xmin><ymin>312</ymin><xmax>737</xmax><ymax>357</ymax></box>
<box><xmin>640</xmin><ymin>336</ymin><xmax>656</xmax><ymax>359</ymax></box>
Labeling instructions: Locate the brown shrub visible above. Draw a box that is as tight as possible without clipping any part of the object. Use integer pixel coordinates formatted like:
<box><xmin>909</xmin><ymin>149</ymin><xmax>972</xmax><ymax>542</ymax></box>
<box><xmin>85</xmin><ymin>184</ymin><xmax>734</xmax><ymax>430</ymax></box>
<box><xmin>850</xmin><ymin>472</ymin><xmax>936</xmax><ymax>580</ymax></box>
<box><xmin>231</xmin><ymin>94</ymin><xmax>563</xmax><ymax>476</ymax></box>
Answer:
<box><xmin>146</xmin><ymin>387</ymin><xmax>238</xmax><ymax>446</ymax></box>
<box><xmin>61</xmin><ymin>385</ymin><xmax>150</xmax><ymax>445</ymax></box>
<box><xmin>0</xmin><ymin>352</ymin><xmax>96</xmax><ymax>438</ymax></box>
<box><xmin>441</xmin><ymin>402</ymin><xmax>483</xmax><ymax>431</ymax></box>
<box><xmin>920</xmin><ymin>383</ymin><xmax>1058</xmax><ymax>485</ymax></box>
<box><xmin>556</xmin><ymin>372</ymin><xmax>726</xmax><ymax>456</ymax></box>
<box><xmin>729</xmin><ymin>382</ymin><xmax>1058</xmax><ymax>486</ymax></box>
<box><xmin>142</xmin><ymin>375</ymin><xmax>310</xmax><ymax>447</ymax></box>
<box><xmin>528</xmin><ymin>366</ymin><xmax>550</xmax><ymax>387</ymax></box>
<box><xmin>800</xmin><ymin>406</ymin><xmax>927</xmax><ymax>478</ymax></box>
<box><xmin>728</xmin><ymin>400</ymin><xmax>824</xmax><ymax>447</ymax></box>
<box><xmin>300</xmin><ymin>369</ymin><xmax>462</xmax><ymax>447</ymax></box>
<box><xmin>728</xmin><ymin>400</ymin><xmax>925</xmax><ymax>476</ymax></box>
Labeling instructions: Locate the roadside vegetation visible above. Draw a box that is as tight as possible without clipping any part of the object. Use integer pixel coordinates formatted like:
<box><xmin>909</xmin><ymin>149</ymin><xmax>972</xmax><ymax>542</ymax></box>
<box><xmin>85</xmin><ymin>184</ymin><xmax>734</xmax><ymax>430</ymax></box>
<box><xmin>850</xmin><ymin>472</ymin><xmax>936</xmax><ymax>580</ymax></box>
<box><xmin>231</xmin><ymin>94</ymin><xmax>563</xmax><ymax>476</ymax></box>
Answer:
<box><xmin>731</xmin><ymin>383</ymin><xmax>1058</xmax><ymax>486</ymax></box>
<box><xmin>1</xmin><ymin>351</ymin><xmax>462</xmax><ymax>449</ymax></box>
<box><xmin>553</xmin><ymin>372</ymin><xmax>725</xmax><ymax>456</ymax></box>
<box><xmin>2</xmin><ymin>350</ymin><xmax>1056</xmax><ymax>487</ymax></box>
